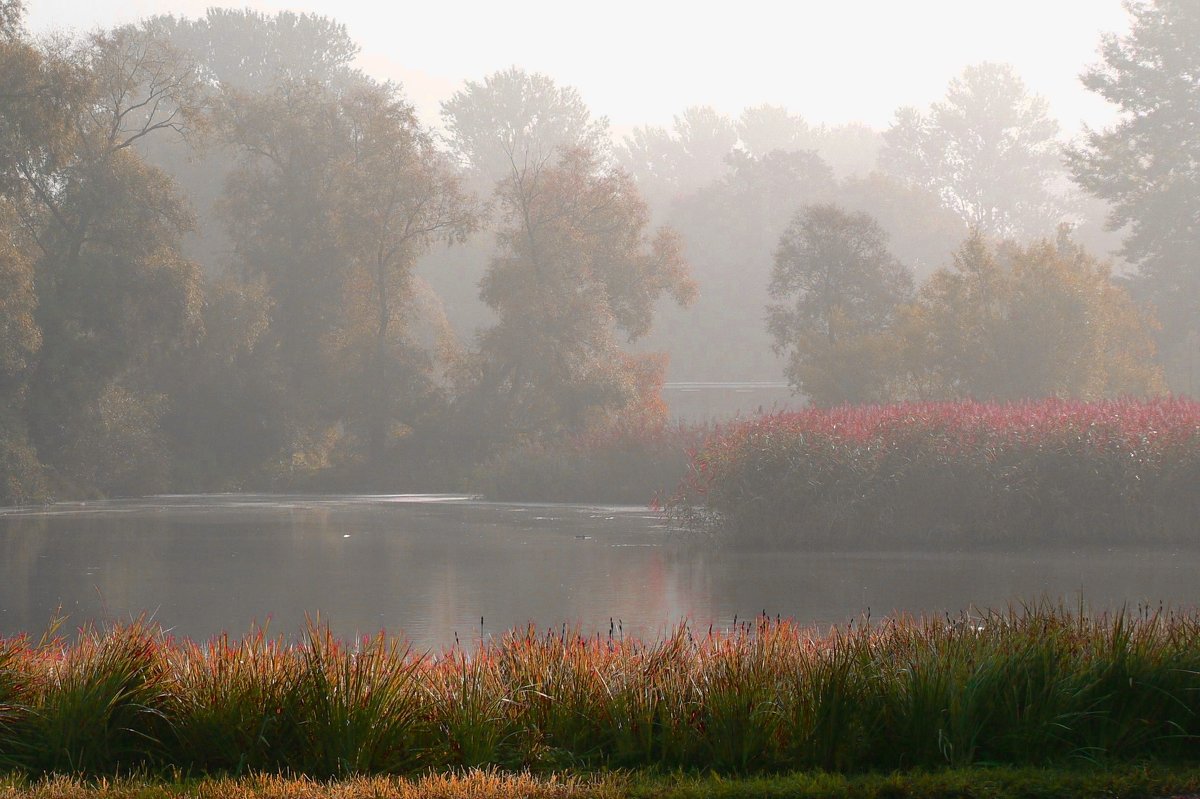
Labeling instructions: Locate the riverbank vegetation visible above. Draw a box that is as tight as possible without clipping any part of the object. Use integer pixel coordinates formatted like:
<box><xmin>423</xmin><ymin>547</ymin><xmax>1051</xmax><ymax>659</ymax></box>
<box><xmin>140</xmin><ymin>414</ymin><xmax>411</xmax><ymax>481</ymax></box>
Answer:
<box><xmin>670</xmin><ymin>397</ymin><xmax>1200</xmax><ymax>547</ymax></box>
<box><xmin>2</xmin><ymin>604</ymin><xmax>1200</xmax><ymax>779</ymax></box>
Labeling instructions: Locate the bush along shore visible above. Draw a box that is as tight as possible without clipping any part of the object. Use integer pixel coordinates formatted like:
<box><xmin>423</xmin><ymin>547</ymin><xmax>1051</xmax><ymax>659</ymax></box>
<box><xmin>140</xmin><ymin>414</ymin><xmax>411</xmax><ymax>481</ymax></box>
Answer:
<box><xmin>2</xmin><ymin>603</ymin><xmax>1200</xmax><ymax>779</ymax></box>
<box><xmin>670</xmin><ymin>397</ymin><xmax>1200</xmax><ymax>547</ymax></box>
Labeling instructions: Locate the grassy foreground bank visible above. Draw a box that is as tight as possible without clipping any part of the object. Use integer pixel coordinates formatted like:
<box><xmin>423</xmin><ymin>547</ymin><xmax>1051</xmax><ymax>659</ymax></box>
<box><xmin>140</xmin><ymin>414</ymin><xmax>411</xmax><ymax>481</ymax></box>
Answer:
<box><xmin>4</xmin><ymin>604</ymin><xmax>1200</xmax><ymax>778</ymax></box>
<box><xmin>4</xmin><ymin>766</ymin><xmax>1200</xmax><ymax>799</ymax></box>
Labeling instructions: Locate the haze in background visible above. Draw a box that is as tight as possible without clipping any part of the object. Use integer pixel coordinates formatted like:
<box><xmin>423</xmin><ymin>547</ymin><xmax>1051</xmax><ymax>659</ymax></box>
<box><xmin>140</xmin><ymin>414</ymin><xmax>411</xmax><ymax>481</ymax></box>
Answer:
<box><xmin>26</xmin><ymin>0</ymin><xmax>1131</xmax><ymax>134</ymax></box>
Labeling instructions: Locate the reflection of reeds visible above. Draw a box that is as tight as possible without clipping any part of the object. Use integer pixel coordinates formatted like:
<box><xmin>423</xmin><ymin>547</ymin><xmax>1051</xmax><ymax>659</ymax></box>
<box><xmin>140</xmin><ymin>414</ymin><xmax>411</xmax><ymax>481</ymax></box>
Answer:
<box><xmin>672</xmin><ymin>397</ymin><xmax>1200</xmax><ymax>546</ymax></box>
<box><xmin>2</xmin><ymin>604</ymin><xmax>1200</xmax><ymax>777</ymax></box>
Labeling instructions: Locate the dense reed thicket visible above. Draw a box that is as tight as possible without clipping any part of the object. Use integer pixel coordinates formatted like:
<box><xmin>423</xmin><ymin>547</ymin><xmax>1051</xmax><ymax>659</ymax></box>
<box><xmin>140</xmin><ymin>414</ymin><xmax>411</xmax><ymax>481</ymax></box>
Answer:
<box><xmin>475</xmin><ymin>421</ymin><xmax>715</xmax><ymax>504</ymax></box>
<box><xmin>672</xmin><ymin>398</ymin><xmax>1200</xmax><ymax>547</ymax></box>
<box><xmin>2</xmin><ymin>605</ymin><xmax>1200</xmax><ymax>778</ymax></box>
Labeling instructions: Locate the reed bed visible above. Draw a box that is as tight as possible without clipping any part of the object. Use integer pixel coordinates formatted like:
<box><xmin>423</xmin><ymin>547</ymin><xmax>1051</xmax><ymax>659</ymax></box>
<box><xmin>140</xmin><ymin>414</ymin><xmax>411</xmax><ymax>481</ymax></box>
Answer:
<box><xmin>2</xmin><ymin>604</ymin><xmax>1200</xmax><ymax>778</ymax></box>
<box><xmin>670</xmin><ymin>397</ymin><xmax>1200</xmax><ymax>546</ymax></box>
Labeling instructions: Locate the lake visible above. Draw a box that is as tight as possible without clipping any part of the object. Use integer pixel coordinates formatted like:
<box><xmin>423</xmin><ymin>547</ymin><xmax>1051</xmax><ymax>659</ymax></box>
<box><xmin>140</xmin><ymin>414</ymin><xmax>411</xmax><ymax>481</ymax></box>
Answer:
<box><xmin>1</xmin><ymin>494</ymin><xmax>1196</xmax><ymax>648</ymax></box>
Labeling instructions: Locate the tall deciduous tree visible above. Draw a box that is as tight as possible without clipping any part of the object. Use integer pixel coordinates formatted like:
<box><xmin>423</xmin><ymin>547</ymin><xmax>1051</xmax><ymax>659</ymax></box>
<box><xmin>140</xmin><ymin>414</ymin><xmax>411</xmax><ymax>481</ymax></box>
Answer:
<box><xmin>220</xmin><ymin>78</ymin><xmax>477</xmax><ymax>476</ymax></box>
<box><xmin>139</xmin><ymin>9</ymin><xmax>367</xmax><ymax>278</ymax></box>
<box><xmin>474</xmin><ymin>148</ymin><xmax>695</xmax><ymax>437</ymax></box>
<box><xmin>0</xmin><ymin>206</ymin><xmax>44</xmax><ymax>503</ymax></box>
<box><xmin>146</xmin><ymin>8</ymin><xmax>361</xmax><ymax>93</ymax></box>
<box><xmin>1</xmin><ymin>5</ymin><xmax>70</xmax><ymax>501</ymax></box>
<box><xmin>441</xmin><ymin>67</ymin><xmax>609</xmax><ymax>189</ymax></box>
<box><xmin>882</xmin><ymin>63</ymin><xmax>1066</xmax><ymax>238</ymax></box>
<box><xmin>4</xmin><ymin>23</ymin><xmax>204</xmax><ymax>495</ymax></box>
<box><xmin>767</xmin><ymin>204</ymin><xmax>914</xmax><ymax>405</ymax></box>
<box><xmin>1068</xmin><ymin>0</ymin><xmax>1200</xmax><ymax>394</ymax></box>
<box><xmin>335</xmin><ymin>85</ymin><xmax>477</xmax><ymax>466</ymax></box>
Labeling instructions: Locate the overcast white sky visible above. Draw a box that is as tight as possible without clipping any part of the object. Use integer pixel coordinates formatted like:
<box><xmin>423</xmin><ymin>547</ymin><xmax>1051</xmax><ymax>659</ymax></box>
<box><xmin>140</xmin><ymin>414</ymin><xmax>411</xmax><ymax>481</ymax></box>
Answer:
<box><xmin>25</xmin><ymin>0</ymin><xmax>1133</xmax><ymax>137</ymax></box>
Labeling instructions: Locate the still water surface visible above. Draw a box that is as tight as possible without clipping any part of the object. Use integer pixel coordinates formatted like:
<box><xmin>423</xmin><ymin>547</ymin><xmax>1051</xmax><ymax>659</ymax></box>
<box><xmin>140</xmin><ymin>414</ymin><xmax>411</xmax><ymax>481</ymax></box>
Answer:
<box><xmin>2</xmin><ymin>494</ymin><xmax>1197</xmax><ymax>647</ymax></box>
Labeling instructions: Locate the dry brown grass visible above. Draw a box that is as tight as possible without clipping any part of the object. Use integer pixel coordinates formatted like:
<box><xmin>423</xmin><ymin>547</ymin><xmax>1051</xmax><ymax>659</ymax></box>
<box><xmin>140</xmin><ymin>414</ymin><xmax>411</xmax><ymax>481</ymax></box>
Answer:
<box><xmin>0</xmin><ymin>771</ymin><xmax>620</xmax><ymax>799</ymax></box>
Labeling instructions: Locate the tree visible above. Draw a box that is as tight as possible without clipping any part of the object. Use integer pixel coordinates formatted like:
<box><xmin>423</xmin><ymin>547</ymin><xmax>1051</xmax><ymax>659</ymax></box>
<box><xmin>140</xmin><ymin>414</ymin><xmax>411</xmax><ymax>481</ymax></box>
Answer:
<box><xmin>473</xmin><ymin>147</ymin><xmax>695</xmax><ymax>438</ymax></box>
<box><xmin>159</xmin><ymin>276</ymin><xmax>285</xmax><ymax>490</ymax></box>
<box><xmin>147</xmin><ymin>8</ymin><xmax>361</xmax><ymax>93</ymax></box>
<box><xmin>0</xmin><ymin>3</ymin><xmax>65</xmax><ymax>501</ymax></box>
<box><xmin>0</xmin><ymin>206</ymin><xmax>44</xmax><ymax>503</ymax></box>
<box><xmin>736</xmin><ymin>104</ymin><xmax>810</xmax><ymax>158</ymax></box>
<box><xmin>3</xmin><ymin>23</ymin><xmax>204</xmax><ymax>495</ymax></box>
<box><xmin>220</xmin><ymin>78</ymin><xmax>478</xmax><ymax>478</ymax></box>
<box><xmin>617</xmin><ymin>106</ymin><xmax>738</xmax><ymax>207</ymax></box>
<box><xmin>441</xmin><ymin>67</ymin><xmax>609</xmax><ymax>189</ymax></box>
<box><xmin>881</xmin><ymin>63</ymin><xmax>1066</xmax><ymax>238</ymax></box>
<box><xmin>220</xmin><ymin>80</ymin><xmax>352</xmax><ymax>368</ymax></box>
<box><xmin>806</xmin><ymin>122</ymin><xmax>883</xmax><ymax>178</ymax></box>
<box><xmin>1068</xmin><ymin>0</ymin><xmax>1200</xmax><ymax>394</ymax></box>
<box><xmin>0</xmin><ymin>0</ymin><xmax>22</xmax><ymax>40</ymax></box>
<box><xmin>908</xmin><ymin>230</ymin><xmax>1164</xmax><ymax>400</ymax></box>
<box><xmin>335</xmin><ymin>84</ymin><xmax>477</xmax><ymax>467</ymax></box>
<box><xmin>735</xmin><ymin>106</ymin><xmax>882</xmax><ymax>177</ymax></box>
<box><xmin>136</xmin><ymin>8</ymin><xmax>368</xmax><ymax>276</ymax></box>
<box><xmin>642</xmin><ymin>149</ymin><xmax>838</xmax><ymax>382</ymax></box>
<box><xmin>835</xmin><ymin>172</ymin><xmax>967</xmax><ymax>280</ymax></box>
<box><xmin>428</xmin><ymin>68</ymin><xmax>608</xmax><ymax>355</ymax></box>
<box><xmin>767</xmin><ymin>204</ymin><xmax>914</xmax><ymax>405</ymax></box>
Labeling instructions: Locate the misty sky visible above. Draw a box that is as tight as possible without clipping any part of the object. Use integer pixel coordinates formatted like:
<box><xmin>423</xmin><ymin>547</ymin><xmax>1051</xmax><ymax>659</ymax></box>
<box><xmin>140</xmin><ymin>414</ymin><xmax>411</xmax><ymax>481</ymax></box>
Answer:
<box><xmin>26</xmin><ymin>0</ymin><xmax>1132</xmax><ymax>136</ymax></box>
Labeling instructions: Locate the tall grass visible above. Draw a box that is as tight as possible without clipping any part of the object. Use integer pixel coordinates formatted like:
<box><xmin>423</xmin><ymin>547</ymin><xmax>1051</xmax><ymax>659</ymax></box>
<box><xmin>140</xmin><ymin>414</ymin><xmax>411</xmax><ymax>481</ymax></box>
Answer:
<box><xmin>21</xmin><ymin>621</ymin><xmax>168</xmax><ymax>775</ymax></box>
<box><xmin>670</xmin><ymin>397</ymin><xmax>1200</xmax><ymax>546</ymax></box>
<box><xmin>2</xmin><ymin>604</ymin><xmax>1200</xmax><ymax>777</ymax></box>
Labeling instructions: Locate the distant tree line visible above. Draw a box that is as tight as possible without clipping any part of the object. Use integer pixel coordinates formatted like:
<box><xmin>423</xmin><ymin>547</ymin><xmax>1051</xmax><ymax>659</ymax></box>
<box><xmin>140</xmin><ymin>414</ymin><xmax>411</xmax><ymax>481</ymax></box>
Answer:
<box><xmin>0</xmin><ymin>0</ymin><xmax>1194</xmax><ymax>503</ymax></box>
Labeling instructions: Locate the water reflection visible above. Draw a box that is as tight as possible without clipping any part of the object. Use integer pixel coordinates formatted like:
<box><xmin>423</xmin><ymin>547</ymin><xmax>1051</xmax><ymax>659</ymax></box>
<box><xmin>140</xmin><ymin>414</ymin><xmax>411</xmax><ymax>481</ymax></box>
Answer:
<box><xmin>1</xmin><ymin>495</ymin><xmax>1197</xmax><ymax>647</ymax></box>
